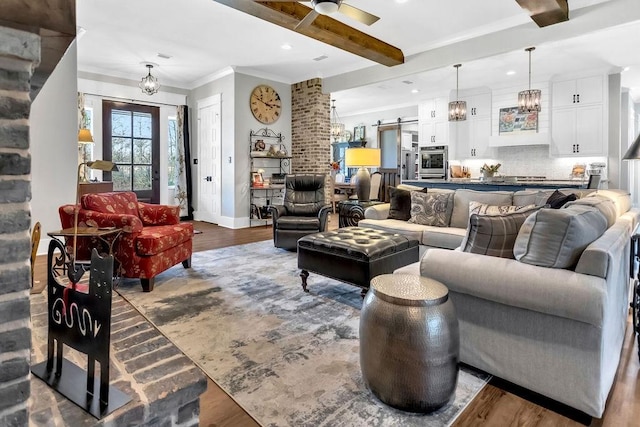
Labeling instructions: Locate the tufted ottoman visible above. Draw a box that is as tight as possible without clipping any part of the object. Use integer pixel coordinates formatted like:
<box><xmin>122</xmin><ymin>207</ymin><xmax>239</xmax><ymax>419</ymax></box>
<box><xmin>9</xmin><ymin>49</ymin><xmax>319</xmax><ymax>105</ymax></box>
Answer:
<box><xmin>297</xmin><ymin>227</ymin><xmax>419</xmax><ymax>297</ymax></box>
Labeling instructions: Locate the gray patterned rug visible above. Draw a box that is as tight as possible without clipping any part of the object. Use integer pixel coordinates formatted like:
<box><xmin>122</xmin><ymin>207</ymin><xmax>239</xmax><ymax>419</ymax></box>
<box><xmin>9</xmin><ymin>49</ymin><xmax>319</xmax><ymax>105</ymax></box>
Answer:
<box><xmin>116</xmin><ymin>240</ymin><xmax>490</xmax><ymax>427</ymax></box>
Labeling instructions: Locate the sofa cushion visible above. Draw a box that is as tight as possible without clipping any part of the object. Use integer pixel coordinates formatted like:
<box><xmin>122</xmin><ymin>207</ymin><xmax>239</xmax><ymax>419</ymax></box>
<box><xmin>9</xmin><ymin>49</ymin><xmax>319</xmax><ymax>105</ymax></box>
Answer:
<box><xmin>514</xmin><ymin>205</ymin><xmax>608</xmax><ymax>268</ymax></box>
<box><xmin>276</xmin><ymin>216</ymin><xmax>320</xmax><ymax>231</ymax></box>
<box><xmin>545</xmin><ymin>190</ymin><xmax>577</xmax><ymax>209</ymax></box>
<box><xmin>450</xmin><ymin>189</ymin><xmax>513</xmax><ymax>228</ymax></box>
<box><xmin>409</xmin><ymin>192</ymin><xmax>453</xmax><ymax>227</ymax></box>
<box><xmin>387</xmin><ymin>186</ymin><xmax>426</xmax><ymax>221</ymax></box>
<box><xmin>564</xmin><ymin>196</ymin><xmax>617</xmax><ymax>228</ymax></box>
<box><xmin>462</xmin><ymin>207</ymin><xmax>538</xmax><ymax>259</ymax></box>
<box><xmin>358</xmin><ymin>218</ymin><xmax>425</xmax><ymax>244</ymax></box>
<box><xmin>586</xmin><ymin>189</ymin><xmax>631</xmax><ymax>217</ymax></box>
<box><xmin>82</xmin><ymin>191</ymin><xmax>140</xmax><ymax>218</ymax></box>
<box><xmin>135</xmin><ymin>223</ymin><xmax>193</xmax><ymax>256</ymax></box>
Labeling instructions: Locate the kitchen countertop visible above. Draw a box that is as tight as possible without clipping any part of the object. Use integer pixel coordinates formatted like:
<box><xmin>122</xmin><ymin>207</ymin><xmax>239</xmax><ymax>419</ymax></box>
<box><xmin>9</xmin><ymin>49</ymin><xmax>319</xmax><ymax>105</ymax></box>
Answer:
<box><xmin>402</xmin><ymin>179</ymin><xmax>592</xmax><ymax>188</ymax></box>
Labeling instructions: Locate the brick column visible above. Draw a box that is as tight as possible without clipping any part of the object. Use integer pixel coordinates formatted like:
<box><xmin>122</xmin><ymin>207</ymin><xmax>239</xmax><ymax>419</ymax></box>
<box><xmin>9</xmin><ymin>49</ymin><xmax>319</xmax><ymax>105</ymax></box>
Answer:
<box><xmin>291</xmin><ymin>78</ymin><xmax>331</xmax><ymax>200</ymax></box>
<box><xmin>0</xmin><ymin>26</ymin><xmax>40</xmax><ymax>427</ymax></box>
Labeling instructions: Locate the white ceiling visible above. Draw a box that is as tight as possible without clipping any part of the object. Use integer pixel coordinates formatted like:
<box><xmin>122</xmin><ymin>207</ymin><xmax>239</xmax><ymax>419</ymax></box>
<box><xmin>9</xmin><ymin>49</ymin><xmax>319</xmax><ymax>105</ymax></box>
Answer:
<box><xmin>76</xmin><ymin>0</ymin><xmax>640</xmax><ymax>114</ymax></box>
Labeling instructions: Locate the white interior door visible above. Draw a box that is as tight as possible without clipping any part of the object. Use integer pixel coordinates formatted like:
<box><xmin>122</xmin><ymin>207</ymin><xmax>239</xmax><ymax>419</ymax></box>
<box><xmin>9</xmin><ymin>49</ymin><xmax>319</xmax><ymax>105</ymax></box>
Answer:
<box><xmin>196</xmin><ymin>95</ymin><xmax>221</xmax><ymax>223</ymax></box>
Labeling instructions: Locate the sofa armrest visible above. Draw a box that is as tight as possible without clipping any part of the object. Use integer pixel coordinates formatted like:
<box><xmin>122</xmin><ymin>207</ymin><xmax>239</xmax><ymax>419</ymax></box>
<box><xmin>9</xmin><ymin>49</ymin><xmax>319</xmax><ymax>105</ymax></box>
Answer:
<box><xmin>419</xmin><ymin>248</ymin><xmax>606</xmax><ymax>326</ymax></box>
<box><xmin>318</xmin><ymin>205</ymin><xmax>331</xmax><ymax>231</ymax></box>
<box><xmin>59</xmin><ymin>205</ymin><xmax>143</xmax><ymax>234</ymax></box>
<box><xmin>138</xmin><ymin>202</ymin><xmax>180</xmax><ymax>225</ymax></box>
<box><xmin>364</xmin><ymin>203</ymin><xmax>390</xmax><ymax>220</ymax></box>
<box><xmin>268</xmin><ymin>205</ymin><xmax>287</xmax><ymax>221</ymax></box>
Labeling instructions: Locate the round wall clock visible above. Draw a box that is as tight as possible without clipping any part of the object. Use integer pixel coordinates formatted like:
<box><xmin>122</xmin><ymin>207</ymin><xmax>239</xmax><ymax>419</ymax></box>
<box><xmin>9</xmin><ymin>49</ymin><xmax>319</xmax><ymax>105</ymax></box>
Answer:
<box><xmin>250</xmin><ymin>85</ymin><xmax>282</xmax><ymax>124</ymax></box>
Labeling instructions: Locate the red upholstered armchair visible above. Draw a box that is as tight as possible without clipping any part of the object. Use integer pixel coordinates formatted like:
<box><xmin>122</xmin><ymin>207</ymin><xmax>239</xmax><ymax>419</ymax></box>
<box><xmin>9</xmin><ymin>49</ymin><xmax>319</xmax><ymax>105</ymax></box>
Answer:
<box><xmin>59</xmin><ymin>191</ymin><xmax>193</xmax><ymax>292</ymax></box>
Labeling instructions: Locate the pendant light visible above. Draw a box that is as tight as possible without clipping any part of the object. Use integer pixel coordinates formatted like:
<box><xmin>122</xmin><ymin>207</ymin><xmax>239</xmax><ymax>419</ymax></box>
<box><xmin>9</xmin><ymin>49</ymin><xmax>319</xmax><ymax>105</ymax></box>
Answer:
<box><xmin>139</xmin><ymin>64</ymin><xmax>160</xmax><ymax>96</ymax></box>
<box><xmin>330</xmin><ymin>99</ymin><xmax>345</xmax><ymax>142</ymax></box>
<box><xmin>518</xmin><ymin>47</ymin><xmax>541</xmax><ymax>113</ymax></box>
<box><xmin>448</xmin><ymin>64</ymin><xmax>467</xmax><ymax>121</ymax></box>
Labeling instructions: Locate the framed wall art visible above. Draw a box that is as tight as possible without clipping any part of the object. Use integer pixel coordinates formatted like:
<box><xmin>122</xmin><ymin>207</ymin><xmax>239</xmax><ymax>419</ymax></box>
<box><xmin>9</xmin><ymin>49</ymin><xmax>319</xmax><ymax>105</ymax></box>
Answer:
<box><xmin>498</xmin><ymin>107</ymin><xmax>538</xmax><ymax>134</ymax></box>
<box><xmin>354</xmin><ymin>125</ymin><xmax>366</xmax><ymax>141</ymax></box>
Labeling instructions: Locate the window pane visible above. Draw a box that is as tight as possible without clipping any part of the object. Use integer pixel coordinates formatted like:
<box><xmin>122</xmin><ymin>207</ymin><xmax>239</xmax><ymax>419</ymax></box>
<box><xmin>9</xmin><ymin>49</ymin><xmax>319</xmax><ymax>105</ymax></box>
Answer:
<box><xmin>133</xmin><ymin>112</ymin><xmax>152</xmax><ymax>138</ymax></box>
<box><xmin>133</xmin><ymin>138</ymin><xmax>152</xmax><ymax>164</ymax></box>
<box><xmin>112</xmin><ymin>110</ymin><xmax>131</xmax><ymax>137</ymax></box>
<box><xmin>168</xmin><ymin>119</ymin><xmax>177</xmax><ymax>187</ymax></box>
<box><xmin>133</xmin><ymin>165</ymin><xmax>152</xmax><ymax>191</ymax></box>
<box><xmin>112</xmin><ymin>137</ymin><xmax>131</xmax><ymax>163</ymax></box>
<box><xmin>112</xmin><ymin>165</ymin><xmax>132</xmax><ymax>191</ymax></box>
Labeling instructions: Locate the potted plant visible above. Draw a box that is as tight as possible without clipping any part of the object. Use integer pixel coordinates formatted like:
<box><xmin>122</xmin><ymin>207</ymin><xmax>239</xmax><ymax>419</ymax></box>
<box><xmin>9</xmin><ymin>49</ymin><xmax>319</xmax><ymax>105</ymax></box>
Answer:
<box><xmin>480</xmin><ymin>163</ymin><xmax>501</xmax><ymax>178</ymax></box>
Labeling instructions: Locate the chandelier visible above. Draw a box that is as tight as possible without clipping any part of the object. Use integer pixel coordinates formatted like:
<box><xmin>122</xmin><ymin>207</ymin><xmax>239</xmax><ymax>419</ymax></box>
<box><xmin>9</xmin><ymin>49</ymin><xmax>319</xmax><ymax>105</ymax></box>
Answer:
<box><xmin>448</xmin><ymin>64</ymin><xmax>467</xmax><ymax>121</ymax></box>
<box><xmin>518</xmin><ymin>47</ymin><xmax>541</xmax><ymax>113</ymax></box>
<box><xmin>139</xmin><ymin>64</ymin><xmax>160</xmax><ymax>96</ymax></box>
<box><xmin>330</xmin><ymin>99</ymin><xmax>345</xmax><ymax>142</ymax></box>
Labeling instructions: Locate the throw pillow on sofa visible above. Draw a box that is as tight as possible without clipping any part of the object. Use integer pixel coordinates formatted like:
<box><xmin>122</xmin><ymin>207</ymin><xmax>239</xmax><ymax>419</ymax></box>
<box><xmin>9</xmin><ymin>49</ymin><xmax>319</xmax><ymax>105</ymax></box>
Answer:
<box><xmin>564</xmin><ymin>196</ymin><xmax>617</xmax><ymax>228</ymax></box>
<box><xmin>408</xmin><ymin>191</ymin><xmax>453</xmax><ymax>227</ymax></box>
<box><xmin>545</xmin><ymin>190</ymin><xmax>577</xmax><ymax>209</ymax></box>
<box><xmin>514</xmin><ymin>204</ymin><xmax>608</xmax><ymax>269</ymax></box>
<box><xmin>388</xmin><ymin>186</ymin><xmax>427</xmax><ymax>221</ymax></box>
<box><xmin>462</xmin><ymin>205</ymin><xmax>539</xmax><ymax>259</ymax></box>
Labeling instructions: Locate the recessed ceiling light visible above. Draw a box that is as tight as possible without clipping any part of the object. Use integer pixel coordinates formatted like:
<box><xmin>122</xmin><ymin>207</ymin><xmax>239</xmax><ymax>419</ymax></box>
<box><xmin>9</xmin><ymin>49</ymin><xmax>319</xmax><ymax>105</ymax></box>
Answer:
<box><xmin>395</xmin><ymin>0</ymin><xmax>409</xmax><ymax>3</ymax></box>
<box><xmin>506</xmin><ymin>70</ymin><xmax>516</xmax><ymax>76</ymax></box>
<box><xmin>411</xmin><ymin>89</ymin><xmax>420</xmax><ymax>94</ymax></box>
<box><xmin>623</xmin><ymin>66</ymin><xmax>631</xmax><ymax>72</ymax></box>
<box><xmin>281</xmin><ymin>43</ymin><xmax>292</xmax><ymax>50</ymax></box>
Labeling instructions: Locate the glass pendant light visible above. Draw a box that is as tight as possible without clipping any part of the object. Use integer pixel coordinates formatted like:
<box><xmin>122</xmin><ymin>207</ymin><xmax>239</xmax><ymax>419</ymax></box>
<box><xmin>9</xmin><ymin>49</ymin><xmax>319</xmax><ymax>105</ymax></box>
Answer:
<box><xmin>518</xmin><ymin>47</ymin><xmax>541</xmax><ymax>113</ymax></box>
<box><xmin>448</xmin><ymin>64</ymin><xmax>467</xmax><ymax>121</ymax></box>
<box><xmin>139</xmin><ymin>64</ymin><xmax>160</xmax><ymax>96</ymax></box>
<box><xmin>330</xmin><ymin>99</ymin><xmax>345</xmax><ymax>142</ymax></box>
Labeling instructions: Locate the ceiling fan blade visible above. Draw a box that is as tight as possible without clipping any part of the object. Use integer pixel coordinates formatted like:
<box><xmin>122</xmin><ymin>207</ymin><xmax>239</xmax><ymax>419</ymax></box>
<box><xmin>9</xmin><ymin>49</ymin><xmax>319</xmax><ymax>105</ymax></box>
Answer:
<box><xmin>338</xmin><ymin>3</ymin><xmax>379</xmax><ymax>25</ymax></box>
<box><xmin>294</xmin><ymin>9</ymin><xmax>319</xmax><ymax>30</ymax></box>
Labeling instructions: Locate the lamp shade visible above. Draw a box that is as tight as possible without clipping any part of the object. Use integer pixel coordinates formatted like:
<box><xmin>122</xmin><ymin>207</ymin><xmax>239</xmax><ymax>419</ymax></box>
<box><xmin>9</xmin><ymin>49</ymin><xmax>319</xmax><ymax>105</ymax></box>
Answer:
<box><xmin>345</xmin><ymin>148</ymin><xmax>381</xmax><ymax>167</ymax></box>
<box><xmin>78</xmin><ymin>128</ymin><xmax>94</xmax><ymax>144</ymax></box>
<box><xmin>623</xmin><ymin>133</ymin><xmax>640</xmax><ymax>160</ymax></box>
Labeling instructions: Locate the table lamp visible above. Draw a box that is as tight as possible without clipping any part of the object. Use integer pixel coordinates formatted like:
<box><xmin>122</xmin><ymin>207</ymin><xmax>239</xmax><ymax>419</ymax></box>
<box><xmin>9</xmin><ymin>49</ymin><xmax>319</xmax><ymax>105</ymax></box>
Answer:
<box><xmin>345</xmin><ymin>147</ymin><xmax>381</xmax><ymax>201</ymax></box>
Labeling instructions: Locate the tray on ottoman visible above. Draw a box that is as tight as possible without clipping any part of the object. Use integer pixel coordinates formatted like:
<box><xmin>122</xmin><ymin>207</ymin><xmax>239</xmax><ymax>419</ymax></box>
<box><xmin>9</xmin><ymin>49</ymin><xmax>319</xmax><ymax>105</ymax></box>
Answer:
<box><xmin>297</xmin><ymin>227</ymin><xmax>420</xmax><ymax>297</ymax></box>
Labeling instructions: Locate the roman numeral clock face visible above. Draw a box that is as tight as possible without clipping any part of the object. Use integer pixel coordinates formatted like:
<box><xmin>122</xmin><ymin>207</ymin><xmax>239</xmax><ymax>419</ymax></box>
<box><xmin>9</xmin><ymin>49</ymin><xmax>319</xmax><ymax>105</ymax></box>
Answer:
<box><xmin>250</xmin><ymin>85</ymin><xmax>282</xmax><ymax>125</ymax></box>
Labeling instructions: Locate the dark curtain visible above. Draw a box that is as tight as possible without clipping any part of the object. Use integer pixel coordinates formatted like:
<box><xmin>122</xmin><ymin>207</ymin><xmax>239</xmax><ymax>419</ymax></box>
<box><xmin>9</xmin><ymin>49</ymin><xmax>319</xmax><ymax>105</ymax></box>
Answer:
<box><xmin>182</xmin><ymin>105</ymin><xmax>194</xmax><ymax>220</ymax></box>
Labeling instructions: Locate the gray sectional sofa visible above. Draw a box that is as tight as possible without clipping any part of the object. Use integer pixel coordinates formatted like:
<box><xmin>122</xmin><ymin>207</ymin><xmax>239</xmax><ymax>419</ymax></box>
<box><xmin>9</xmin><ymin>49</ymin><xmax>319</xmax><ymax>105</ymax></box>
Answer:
<box><xmin>360</xmin><ymin>186</ymin><xmax>639</xmax><ymax>418</ymax></box>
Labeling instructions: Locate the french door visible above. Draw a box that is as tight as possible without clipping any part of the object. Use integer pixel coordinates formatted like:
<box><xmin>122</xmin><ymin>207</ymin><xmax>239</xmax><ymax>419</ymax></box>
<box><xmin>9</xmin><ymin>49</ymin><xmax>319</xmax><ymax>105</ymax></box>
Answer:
<box><xmin>102</xmin><ymin>101</ymin><xmax>160</xmax><ymax>203</ymax></box>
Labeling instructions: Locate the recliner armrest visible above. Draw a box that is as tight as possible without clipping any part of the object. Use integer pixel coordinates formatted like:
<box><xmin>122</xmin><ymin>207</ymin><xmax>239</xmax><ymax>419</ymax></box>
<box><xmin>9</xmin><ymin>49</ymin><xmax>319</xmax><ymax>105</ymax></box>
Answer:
<box><xmin>59</xmin><ymin>205</ymin><xmax>143</xmax><ymax>234</ymax></box>
<box><xmin>318</xmin><ymin>205</ymin><xmax>331</xmax><ymax>231</ymax></box>
<box><xmin>269</xmin><ymin>205</ymin><xmax>287</xmax><ymax>221</ymax></box>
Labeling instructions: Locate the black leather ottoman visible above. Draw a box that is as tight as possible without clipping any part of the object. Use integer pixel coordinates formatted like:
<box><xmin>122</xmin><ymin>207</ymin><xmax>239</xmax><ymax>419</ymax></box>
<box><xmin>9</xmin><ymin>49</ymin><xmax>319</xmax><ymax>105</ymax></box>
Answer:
<box><xmin>297</xmin><ymin>227</ymin><xmax>420</xmax><ymax>297</ymax></box>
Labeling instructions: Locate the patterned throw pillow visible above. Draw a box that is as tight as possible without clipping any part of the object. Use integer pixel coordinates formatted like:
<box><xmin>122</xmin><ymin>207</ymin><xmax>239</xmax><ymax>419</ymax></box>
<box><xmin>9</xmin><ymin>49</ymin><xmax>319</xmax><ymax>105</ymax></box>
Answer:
<box><xmin>469</xmin><ymin>201</ymin><xmax>536</xmax><ymax>216</ymax></box>
<box><xmin>462</xmin><ymin>206</ymin><xmax>539</xmax><ymax>258</ymax></box>
<box><xmin>408</xmin><ymin>192</ymin><xmax>454</xmax><ymax>227</ymax></box>
<box><xmin>388</xmin><ymin>186</ymin><xmax>427</xmax><ymax>221</ymax></box>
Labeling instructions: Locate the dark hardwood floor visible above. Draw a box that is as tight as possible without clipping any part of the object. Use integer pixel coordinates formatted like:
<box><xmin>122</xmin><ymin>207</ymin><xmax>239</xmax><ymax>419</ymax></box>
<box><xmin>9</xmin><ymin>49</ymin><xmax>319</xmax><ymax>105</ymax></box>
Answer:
<box><xmin>32</xmin><ymin>214</ymin><xmax>640</xmax><ymax>426</ymax></box>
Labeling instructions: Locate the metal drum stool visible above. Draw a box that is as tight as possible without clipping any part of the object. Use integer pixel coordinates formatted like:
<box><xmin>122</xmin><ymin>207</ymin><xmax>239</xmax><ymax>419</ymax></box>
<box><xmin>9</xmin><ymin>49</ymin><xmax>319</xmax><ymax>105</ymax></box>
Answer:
<box><xmin>359</xmin><ymin>273</ymin><xmax>459</xmax><ymax>412</ymax></box>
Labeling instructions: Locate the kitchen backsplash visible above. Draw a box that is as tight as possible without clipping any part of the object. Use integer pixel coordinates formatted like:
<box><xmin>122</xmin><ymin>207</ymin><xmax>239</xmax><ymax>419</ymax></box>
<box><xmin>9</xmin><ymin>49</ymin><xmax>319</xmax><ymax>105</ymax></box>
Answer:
<box><xmin>457</xmin><ymin>145</ymin><xmax>608</xmax><ymax>181</ymax></box>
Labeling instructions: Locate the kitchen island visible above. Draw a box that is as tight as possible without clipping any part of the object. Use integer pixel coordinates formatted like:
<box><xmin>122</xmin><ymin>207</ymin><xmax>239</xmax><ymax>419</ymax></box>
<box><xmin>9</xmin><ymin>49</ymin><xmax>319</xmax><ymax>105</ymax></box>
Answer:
<box><xmin>401</xmin><ymin>178</ymin><xmax>589</xmax><ymax>192</ymax></box>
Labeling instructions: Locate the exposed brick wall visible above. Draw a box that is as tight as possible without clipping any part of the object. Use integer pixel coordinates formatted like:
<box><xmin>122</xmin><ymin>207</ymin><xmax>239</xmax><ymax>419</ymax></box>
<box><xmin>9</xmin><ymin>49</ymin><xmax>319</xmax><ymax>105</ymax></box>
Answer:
<box><xmin>0</xmin><ymin>26</ymin><xmax>40</xmax><ymax>427</ymax></box>
<box><xmin>291</xmin><ymin>78</ymin><xmax>331</xmax><ymax>200</ymax></box>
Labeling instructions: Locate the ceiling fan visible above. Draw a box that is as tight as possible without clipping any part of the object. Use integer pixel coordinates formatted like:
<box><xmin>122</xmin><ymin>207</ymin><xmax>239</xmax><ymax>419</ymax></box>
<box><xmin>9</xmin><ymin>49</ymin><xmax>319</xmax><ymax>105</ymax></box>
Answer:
<box><xmin>275</xmin><ymin>0</ymin><xmax>380</xmax><ymax>29</ymax></box>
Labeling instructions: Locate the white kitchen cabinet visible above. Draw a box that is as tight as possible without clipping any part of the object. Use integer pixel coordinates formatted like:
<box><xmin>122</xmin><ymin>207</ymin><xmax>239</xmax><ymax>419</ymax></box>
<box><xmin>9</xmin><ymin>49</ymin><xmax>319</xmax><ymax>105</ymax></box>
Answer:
<box><xmin>551</xmin><ymin>74</ymin><xmax>605</xmax><ymax>156</ymax></box>
<box><xmin>551</xmin><ymin>104</ymin><xmax>603</xmax><ymax>156</ymax></box>
<box><xmin>452</xmin><ymin>92</ymin><xmax>492</xmax><ymax>159</ymax></box>
<box><xmin>418</xmin><ymin>96</ymin><xmax>449</xmax><ymax>146</ymax></box>
<box><xmin>552</xmin><ymin>75</ymin><xmax>603</xmax><ymax>108</ymax></box>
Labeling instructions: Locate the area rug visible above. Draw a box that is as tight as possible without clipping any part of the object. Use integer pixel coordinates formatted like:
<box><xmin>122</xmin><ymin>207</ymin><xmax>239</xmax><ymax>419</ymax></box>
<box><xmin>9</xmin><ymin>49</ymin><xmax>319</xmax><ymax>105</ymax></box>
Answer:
<box><xmin>116</xmin><ymin>241</ymin><xmax>490</xmax><ymax>426</ymax></box>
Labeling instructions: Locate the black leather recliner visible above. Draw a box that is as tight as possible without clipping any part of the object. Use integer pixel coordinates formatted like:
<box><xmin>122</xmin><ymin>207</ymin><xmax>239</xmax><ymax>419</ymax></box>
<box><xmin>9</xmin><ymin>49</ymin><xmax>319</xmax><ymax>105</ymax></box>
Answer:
<box><xmin>269</xmin><ymin>174</ymin><xmax>331</xmax><ymax>250</ymax></box>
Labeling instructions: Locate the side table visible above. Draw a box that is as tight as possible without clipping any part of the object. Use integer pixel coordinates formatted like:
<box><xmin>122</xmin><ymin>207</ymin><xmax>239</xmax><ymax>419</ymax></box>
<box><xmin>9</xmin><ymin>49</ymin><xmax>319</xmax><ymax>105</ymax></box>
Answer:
<box><xmin>47</xmin><ymin>227</ymin><xmax>122</xmax><ymax>286</ymax></box>
<box><xmin>338</xmin><ymin>200</ymin><xmax>383</xmax><ymax>228</ymax></box>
